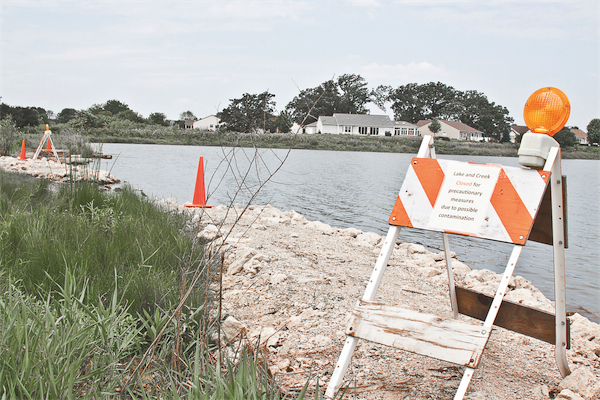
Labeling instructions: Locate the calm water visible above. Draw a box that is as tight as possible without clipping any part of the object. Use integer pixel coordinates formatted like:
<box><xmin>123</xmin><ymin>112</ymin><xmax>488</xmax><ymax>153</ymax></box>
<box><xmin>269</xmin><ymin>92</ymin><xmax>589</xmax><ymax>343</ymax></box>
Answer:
<box><xmin>97</xmin><ymin>143</ymin><xmax>600</xmax><ymax>322</ymax></box>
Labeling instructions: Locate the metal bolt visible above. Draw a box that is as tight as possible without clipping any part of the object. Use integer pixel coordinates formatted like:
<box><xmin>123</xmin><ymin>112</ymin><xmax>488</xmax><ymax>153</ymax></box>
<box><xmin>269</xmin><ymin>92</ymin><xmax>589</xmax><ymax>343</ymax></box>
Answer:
<box><xmin>519</xmin><ymin>236</ymin><xmax>523</xmax><ymax>240</ymax></box>
<box><xmin>557</xmin><ymin>180</ymin><xmax>561</xmax><ymax>184</ymax></box>
<box><xmin>562</xmin><ymin>321</ymin><xmax>566</xmax><ymax>326</ymax></box>
<box><xmin>559</xmin><ymin>241</ymin><xmax>563</xmax><ymax>245</ymax></box>
<box><xmin>392</xmin><ymin>217</ymin><xmax>396</xmax><ymax>221</ymax></box>
<box><xmin>481</xmin><ymin>330</ymin><xmax>486</xmax><ymax>335</ymax></box>
<box><xmin>541</xmin><ymin>174</ymin><xmax>546</xmax><ymax>178</ymax></box>
<box><xmin>413</xmin><ymin>160</ymin><xmax>417</xmax><ymax>164</ymax></box>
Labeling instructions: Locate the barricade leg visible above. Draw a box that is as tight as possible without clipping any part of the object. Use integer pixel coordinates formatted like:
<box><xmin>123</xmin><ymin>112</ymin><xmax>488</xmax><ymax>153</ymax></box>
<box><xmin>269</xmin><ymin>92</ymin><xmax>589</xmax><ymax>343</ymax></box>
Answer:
<box><xmin>325</xmin><ymin>226</ymin><xmax>401</xmax><ymax>398</ymax></box>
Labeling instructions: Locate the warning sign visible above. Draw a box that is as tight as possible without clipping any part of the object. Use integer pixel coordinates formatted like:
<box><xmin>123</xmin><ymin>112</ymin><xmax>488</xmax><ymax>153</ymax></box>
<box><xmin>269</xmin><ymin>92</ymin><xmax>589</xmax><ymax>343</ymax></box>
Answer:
<box><xmin>388</xmin><ymin>158</ymin><xmax>551</xmax><ymax>244</ymax></box>
<box><xmin>429</xmin><ymin>163</ymin><xmax>500</xmax><ymax>234</ymax></box>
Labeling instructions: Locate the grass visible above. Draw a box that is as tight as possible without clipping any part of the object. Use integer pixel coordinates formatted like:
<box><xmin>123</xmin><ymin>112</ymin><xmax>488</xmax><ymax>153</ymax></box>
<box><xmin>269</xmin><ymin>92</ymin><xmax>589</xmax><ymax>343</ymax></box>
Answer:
<box><xmin>0</xmin><ymin>170</ymin><xmax>352</xmax><ymax>399</ymax></box>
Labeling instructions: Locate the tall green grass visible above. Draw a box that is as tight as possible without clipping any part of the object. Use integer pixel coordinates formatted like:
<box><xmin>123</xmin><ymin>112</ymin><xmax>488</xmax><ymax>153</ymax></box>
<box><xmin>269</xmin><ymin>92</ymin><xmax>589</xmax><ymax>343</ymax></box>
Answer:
<box><xmin>0</xmin><ymin>170</ymin><xmax>352</xmax><ymax>399</ymax></box>
<box><xmin>0</xmin><ymin>170</ymin><xmax>205</xmax><ymax>315</ymax></box>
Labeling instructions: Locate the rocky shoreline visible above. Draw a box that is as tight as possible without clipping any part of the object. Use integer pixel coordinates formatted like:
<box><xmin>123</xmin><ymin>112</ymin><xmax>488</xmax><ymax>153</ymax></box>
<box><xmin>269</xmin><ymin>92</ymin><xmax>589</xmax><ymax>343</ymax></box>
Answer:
<box><xmin>2</xmin><ymin>157</ymin><xmax>598</xmax><ymax>399</ymax></box>
<box><xmin>0</xmin><ymin>155</ymin><xmax>120</xmax><ymax>186</ymax></box>
<box><xmin>158</xmin><ymin>199</ymin><xmax>599</xmax><ymax>400</ymax></box>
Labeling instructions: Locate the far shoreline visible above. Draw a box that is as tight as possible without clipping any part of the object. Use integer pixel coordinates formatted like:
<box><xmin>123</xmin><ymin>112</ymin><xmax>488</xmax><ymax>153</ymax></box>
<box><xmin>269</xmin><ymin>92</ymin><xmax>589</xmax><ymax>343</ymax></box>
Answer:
<box><xmin>84</xmin><ymin>131</ymin><xmax>599</xmax><ymax>160</ymax></box>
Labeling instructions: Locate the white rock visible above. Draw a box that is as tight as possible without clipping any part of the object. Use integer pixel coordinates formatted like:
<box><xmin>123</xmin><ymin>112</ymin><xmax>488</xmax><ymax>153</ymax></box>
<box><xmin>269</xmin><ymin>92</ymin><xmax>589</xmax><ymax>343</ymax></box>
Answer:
<box><xmin>306</xmin><ymin>220</ymin><xmax>336</xmax><ymax>235</ymax></box>
<box><xmin>407</xmin><ymin>243</ymin><xmax>427</xmax><ymax>254</ymax></box>
<box><xmin>221</xmin><ymin>316</ymin><xmax>247</xmax><ymax>340</ymax></box>
<box><xmin>555</xmin><ymin>389</ymin><xmax>584</xmax><ymax>400</ymax></box>
<box><xmin>197</xmin><ymin>224</ymin><xmax>219</xmax><ymax>241</ymax></box>
<box><xmin>558</xmin><ymin>367</ymin><xmax>600</xmax><ymax>399</ymax></box>
<box><xmin>356</xmin><ymin>232</ymin><xmax>381</xmax><ymax>246</ymax></box>
<box><xmin>270</xmin><ymin>273</ymin><xmax>288</xmax><ymax>285</ymax></box>
<box><xmin>339</xmin><ymin>227</ymin><xmax>362</xmax><ymax>238</ymax></box>
<box><xmin>227</xmin><ymin>248</ymin><xmax>257</xmax><ymax>275</ymax></box>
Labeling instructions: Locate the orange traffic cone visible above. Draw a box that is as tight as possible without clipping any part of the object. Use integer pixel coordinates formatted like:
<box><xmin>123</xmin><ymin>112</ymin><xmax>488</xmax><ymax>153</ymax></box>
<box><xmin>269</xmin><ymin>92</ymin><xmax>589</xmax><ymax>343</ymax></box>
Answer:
<box><xmin>185</xmin><ymin>157</ymin><xmax>213</xmax><ymax>208</ymax></box>
<box><xmin>19</xmin><ymin>140</ymin><xmax>27</xmax><ymax>160</ymax></box>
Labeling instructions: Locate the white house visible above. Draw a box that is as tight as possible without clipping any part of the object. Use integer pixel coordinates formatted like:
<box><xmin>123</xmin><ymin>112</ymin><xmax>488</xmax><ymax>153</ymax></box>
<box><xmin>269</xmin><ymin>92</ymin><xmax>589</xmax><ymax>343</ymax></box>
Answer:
<box><xmin>510</xmin><ymin>125</ymin><xmax>530</xmax><ymax>143</ymax></box>
<box><xmin>572</xmin><ymin>128</ymin><xmax>588</xmax><ymax>145</ymax></box>
<box><xmin>192</xmin><ymin>115</ymin><xmax>221</xmax><ymax>131</ymax></box>
<box><xmin>309</xmin><ymin>113</ymin><xmax>418</xmax><ymax>136</ymax></box>
<box><xmin>416</xmin><ymin>119</ymin><xmax>483</xmax><ymax>141</ymax></box>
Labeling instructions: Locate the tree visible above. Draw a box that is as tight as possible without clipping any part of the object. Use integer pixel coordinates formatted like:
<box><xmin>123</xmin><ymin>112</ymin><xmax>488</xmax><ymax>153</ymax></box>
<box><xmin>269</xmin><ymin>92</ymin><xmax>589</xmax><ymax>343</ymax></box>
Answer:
<box><xmin>587</xmin><ymin>118</ymin><xmax>600</xmax><ymax>145</ymax></box>
<box><xmin>56</xmin><ymin>108</ymin><xmax>78</xmax><ymax>123</ymax></box>
<box><xmin>103</xmin><ymin>100</ymin><xmax>130</xmax><ymax>115</ymax></box>
<box><xmin>218</xmin><ymin>91</ymin><xmax>277</xmax><ymax>133</ymax></box>
<box><xmin>148</xmin><ymin>112</ymin><xmax>169</xmax><ymax>126</ymax></box>
<box><xmin>336</xmin><ymin>74</ymin><xmax>370</xmax><ymax>115</ymax></box>
<box><xmin>285</xmin><ymin>74</ymin><xmax>371</xmax><ymax>125</ymax></box>
<box><xmin>274</xmin><ymin>111</ymin><xmax>293</xmax><ymax>133</ymax></box>
<box><xmin>553</xmin><ymin>127</ymin><xmax>578</xmax><ymax>148</ymax></box>
<box><xmin>180</xmin><ymin>111</ymin><xmax>197</xmax><ymax>121</ymax></box>
<box><xmin>428</xmin><ymin>117</ymin><xmax>441</xmax><ymax>135</ymax></box>
<box><xmin>117</xmin><ymin>110</ymin><xmax>145</xmax><ymax>123</ymax></box>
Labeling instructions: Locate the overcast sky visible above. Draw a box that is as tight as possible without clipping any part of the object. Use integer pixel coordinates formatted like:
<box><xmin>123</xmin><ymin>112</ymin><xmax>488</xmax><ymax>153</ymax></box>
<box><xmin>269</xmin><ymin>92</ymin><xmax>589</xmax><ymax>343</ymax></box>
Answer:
<box><xmin>1</xmin><ymin>0</ymin><xmax>598</xmax><ymax>129</ymax></box>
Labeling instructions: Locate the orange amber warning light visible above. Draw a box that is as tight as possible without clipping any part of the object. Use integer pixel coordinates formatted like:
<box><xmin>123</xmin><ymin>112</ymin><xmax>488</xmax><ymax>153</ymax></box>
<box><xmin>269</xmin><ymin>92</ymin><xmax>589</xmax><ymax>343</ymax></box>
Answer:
<box><xmin>523</xmin><ymin>87</ymin><xmax>570</xmax><ymax>136</ymax></box>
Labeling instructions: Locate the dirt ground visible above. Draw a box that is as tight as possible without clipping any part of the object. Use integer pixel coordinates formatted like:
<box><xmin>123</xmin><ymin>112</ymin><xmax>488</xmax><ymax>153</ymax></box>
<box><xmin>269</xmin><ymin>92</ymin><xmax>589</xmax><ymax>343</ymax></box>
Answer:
<box><xmin>170</xmin><ymin>201</ymin><xmax>600</xmax><ymax>400</ymax></box>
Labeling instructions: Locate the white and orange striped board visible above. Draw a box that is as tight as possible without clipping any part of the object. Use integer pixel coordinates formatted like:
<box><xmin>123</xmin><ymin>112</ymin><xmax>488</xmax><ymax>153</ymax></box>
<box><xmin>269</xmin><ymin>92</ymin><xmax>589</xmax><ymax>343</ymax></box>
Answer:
<box><xmin>389</xmin><ymin>158</ymin><xmax>551</xmax><ymax>245</ymax></box>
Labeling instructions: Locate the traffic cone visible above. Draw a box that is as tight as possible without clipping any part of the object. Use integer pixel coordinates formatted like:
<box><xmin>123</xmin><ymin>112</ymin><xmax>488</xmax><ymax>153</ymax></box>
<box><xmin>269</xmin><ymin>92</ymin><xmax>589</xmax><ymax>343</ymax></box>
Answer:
<box><xmin>185</xmin><ymin>156</ymin><xmax>213</xmax><ymax>208</ymax></box>
<box><xmin>19</xmin><ymin>140</ymin><xmax>27</xmax><ymax>160</ymax></box>
<box><xmin>46</xmin><ymin>138</ymin><xmax>52</xmax><ymax>151</ymax></box>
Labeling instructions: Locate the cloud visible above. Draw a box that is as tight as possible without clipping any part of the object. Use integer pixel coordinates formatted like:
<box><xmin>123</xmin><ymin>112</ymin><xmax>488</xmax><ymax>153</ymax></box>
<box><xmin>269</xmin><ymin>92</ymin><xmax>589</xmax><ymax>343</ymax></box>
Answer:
<box><xmin>361</xmin><ymin>62</ymin><xmax>450</xmax><ymax>83</ymax></box>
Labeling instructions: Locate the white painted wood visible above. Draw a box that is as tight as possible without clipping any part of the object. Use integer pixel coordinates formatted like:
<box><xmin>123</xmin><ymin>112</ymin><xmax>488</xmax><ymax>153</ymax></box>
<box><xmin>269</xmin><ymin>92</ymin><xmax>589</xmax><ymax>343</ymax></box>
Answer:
<box><xmin>454</xmin><ymin>368</ymin><xmax>475</xmax><ymax>400</ymax></box>
<box><xmin>417</xmin><ymin>135</ymin><xmax>434</xmax><ymax>158</ymax></box>
<box><xmin>324</xmin><ymin>336</ymin><xmax>359</xmax><ymax>398</ymax></box>
<box><xmin>443</xmin><ymin>233</ymin><xmax>458</xmax><ymax>319</ymax></box>
<box><xmin>362</xmin><ymin>226</ymin><xmax>401</xmax><ymax>301</ymax></box>
<box><xmin>347</xmin><ymin>302</ymin><xmax>490</xmax><ymax>368</ymax></box>
<box><xmin>482</xmin><ymin>245</ymin><xmax>522</xmax><ymax>329</ymax></box>
<box><xmin>549</xmin><ymin>149</ymin><xmax>570</xmax><ymax>378</ymax></box>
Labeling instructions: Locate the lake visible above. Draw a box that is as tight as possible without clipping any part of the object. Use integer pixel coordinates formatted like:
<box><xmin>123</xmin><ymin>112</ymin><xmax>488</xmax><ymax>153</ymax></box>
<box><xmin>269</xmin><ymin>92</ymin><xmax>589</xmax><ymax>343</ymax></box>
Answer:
<box><xmin>97</xmin><ymin>143</ymin><xmax>600</xmax><ymax>322</ymax></box>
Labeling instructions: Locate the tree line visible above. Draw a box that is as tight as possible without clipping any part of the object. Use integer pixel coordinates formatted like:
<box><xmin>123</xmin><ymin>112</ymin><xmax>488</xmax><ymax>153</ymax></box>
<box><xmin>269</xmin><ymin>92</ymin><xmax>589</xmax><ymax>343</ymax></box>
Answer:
<box><xmin>2</xmin><ymin>74</ymin><xmax>598</xmax><ymax>144</ymax></box>
<box><xmin>218</xmin><ymin>75</ymin><xmax>516</xmax><ymax>141</ymax></box>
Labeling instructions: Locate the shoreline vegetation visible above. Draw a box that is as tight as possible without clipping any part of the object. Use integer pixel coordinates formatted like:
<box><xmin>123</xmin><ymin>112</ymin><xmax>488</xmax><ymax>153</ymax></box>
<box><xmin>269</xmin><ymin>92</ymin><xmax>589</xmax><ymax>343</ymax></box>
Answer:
<box><xmin>10</xmin><ymin>128</ymin><xmax>600</xmax><ymax>160</ymax></box>
<box><xmin>90</xmin><ymin>131</ymin><xmax>599</xmax><ymax>159</ymax></box>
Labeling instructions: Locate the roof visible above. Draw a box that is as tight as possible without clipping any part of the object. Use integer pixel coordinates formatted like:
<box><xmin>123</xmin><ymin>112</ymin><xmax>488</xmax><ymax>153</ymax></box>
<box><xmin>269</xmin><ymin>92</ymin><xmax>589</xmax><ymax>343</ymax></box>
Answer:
<box><xmin>572</xmin><ymin>128</ymin><xmax>587</xmax><ymax>139</ymax></box>
<box><xmin>511</xmin><ymin>125</ymin><xmax>529</xmax><ymax>135</ymax></box>
<box><xmin>417</xmin><ymin>119</ymin><xmax>481</xmax><ymax>133</ymax></box>
<box><xmin>330</xmin><ymin>113</ymin><xmax>393</xmax><ymax>127</ymax></box>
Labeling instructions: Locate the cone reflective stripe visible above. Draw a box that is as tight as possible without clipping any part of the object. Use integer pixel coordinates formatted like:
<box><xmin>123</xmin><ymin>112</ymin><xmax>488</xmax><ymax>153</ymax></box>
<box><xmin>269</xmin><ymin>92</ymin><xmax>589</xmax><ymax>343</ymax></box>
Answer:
<box><xmin>19</xmin><ymin>140</ymin><xmax>27</xmax><ymax>160</ymax></box>
<box><xmin>185</xmin><ymin>156</ymin><xmax>213</xmax><ymax>208</ymax></box>
<box><xmin>389</xmin><ymin>157</ymin><xmax>550</xmax><ymax>245</ymax></box>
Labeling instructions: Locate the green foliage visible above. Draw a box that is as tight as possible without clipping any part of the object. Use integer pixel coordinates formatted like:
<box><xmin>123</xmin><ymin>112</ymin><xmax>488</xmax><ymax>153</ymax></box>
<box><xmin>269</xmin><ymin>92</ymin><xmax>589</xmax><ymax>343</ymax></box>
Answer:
<box><xmin>286</xmin><ymin>74</ymin><xmax>369</xmax><ymax>125</ymax></box>
<box><xmin>180</xmin><ymin>110</ymin><xmax>197</xmax><ymax>121</ymax></box>
<box><xmin>0</xmin><ymin>117</ymin><xmax>18</xmax><ymax>156</ymax></box>
<box><xmin>103</xmin><ymin>99</ymin><xmax>131</xmax><ymax>115</ymax></box>
<box><xmin>374</xmin><ymin>82</ymin><xmax>513</xmax><ymax>140</ymax></box>
<box><xmin>149</xmin><ymin>111</ymin><xmax>169</xmax><ymax>126</ymax></box>
<box><xmin>0</xmin><ymin>173</ymin><xmax>205</xmax><ymax>315</ymax></box>
<box><xmin>428</xmin><ymin>117</ymin><xmax>441</xmax><ymax>134</ymax></box>
<box><xmin>587</xmin><ymin>118</ymin><xmax>600</xmax><ymax>145</ymax></box>
<box><xmin>218</xmin><ymin>91</ymin><xmax>277</xmax><ymax>133</ymax></box>
<box><xmin>553</xmin><ymin>127</ymin><xmax>578</xmax><ymax>148</ymax></box>
<box><xmin>0</xmin><ymin>104</ymin><xmax>46</xmax><ymax>128</ymax></box>
<box><xmin>56</xmin><ymin>107</ymin><xmax>78</xmax><ymax>123</ymax></box>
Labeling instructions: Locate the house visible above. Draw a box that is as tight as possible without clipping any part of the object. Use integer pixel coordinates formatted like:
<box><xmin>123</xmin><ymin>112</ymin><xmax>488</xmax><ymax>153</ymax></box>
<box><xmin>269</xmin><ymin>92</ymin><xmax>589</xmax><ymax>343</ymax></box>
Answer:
<box><xmin>184</xmin><ymin>120</ymin><xmax>194</xmax><ymax>130</ymax></box>
<box><xmin>416</xmin><ymin>120</ymin><xmax>483</xmax><ymax>141</ymax></box>
<box><xmin>192</xmin><ymin>115</ymin><xmax>221</xmax><ymax>131</ymax></box>
<box><xmin>571</xmin><ymin>128</ymin><xmax>588</xmax><ymax>145</ymax></box>
<box><xmin>510</xmin><ymin>125</ymin><xmax>530</xmax><ymax>143</ymax></box>
<box><xmin>309</xmin><ymin>113</ymin><xmax>417</xmax><ymax>136</ymax></box>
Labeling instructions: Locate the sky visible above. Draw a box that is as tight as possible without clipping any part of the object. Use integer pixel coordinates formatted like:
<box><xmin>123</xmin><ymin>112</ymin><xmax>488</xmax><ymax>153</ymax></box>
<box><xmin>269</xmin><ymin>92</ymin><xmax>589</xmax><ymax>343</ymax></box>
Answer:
<box><xmin>1</xmin><ymin>0</ymin><xmax>598</xmax><ymax>130</ymax></box>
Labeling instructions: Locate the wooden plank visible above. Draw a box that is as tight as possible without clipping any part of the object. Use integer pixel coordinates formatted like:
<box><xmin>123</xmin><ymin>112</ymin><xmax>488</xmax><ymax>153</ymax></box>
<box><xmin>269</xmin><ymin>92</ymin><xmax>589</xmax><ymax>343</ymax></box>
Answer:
<box><xmin>456</xmin><ymin>286</ymin><xmax>570</xmax><ymax>348</ymax></box>
<box><xmin>529</xmin><ymin>175</ymin><xmax>568</xmax><ymax>248</ymax></box>
<box><xmin>346</xmin><ymin>301</ymin><xmax>490</xmax><ymax>368</ymax></box>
